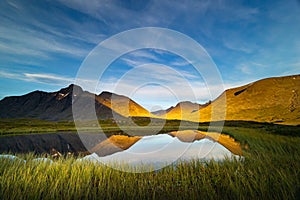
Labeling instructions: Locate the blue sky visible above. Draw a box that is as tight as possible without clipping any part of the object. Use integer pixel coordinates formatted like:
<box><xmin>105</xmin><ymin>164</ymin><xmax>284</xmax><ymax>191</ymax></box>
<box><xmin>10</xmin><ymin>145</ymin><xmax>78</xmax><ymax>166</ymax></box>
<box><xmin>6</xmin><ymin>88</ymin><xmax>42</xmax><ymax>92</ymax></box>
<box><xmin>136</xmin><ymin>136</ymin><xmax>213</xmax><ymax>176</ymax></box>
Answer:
<box><xmin>0</xmin><ymin>0</ymin><xmax>300</xmax><ymax>110</ymax></box>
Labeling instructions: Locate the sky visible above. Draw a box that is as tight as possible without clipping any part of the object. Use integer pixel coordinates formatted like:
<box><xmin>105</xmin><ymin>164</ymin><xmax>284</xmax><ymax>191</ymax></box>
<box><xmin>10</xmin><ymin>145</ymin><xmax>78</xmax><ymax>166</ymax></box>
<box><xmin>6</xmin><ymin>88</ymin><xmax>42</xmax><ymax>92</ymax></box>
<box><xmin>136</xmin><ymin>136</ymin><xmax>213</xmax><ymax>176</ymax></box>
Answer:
<box><xmin>0</xmin><ymin>0</ymin><xmax>300</xmax><ymax>110</ymax></box>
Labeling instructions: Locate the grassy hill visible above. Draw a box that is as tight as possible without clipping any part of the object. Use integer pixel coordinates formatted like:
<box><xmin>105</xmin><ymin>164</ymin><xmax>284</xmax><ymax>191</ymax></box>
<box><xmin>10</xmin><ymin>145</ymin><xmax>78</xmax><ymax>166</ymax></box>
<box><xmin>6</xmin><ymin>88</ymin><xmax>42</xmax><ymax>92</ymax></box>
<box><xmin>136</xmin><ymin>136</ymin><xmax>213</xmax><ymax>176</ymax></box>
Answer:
<box><xmin>96</xmin><ymin>91</ymin><xmax>152</xmax><ymax>117</ymax></box>
<box><xmin>164</xmin><ymin>74</ymin><xmax>300</xmax><ymax>125</ymax></box>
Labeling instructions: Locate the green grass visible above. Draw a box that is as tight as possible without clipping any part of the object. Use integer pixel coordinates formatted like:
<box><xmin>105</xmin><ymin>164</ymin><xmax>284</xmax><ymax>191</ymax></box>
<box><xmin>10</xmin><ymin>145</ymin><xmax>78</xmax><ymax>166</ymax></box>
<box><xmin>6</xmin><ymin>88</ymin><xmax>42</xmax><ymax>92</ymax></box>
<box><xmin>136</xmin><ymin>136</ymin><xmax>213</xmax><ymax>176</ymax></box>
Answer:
<box><xmin>1</xmin><ymin>124</ymin><xmax>300</xmax><ymax>199</ymax></box>
<box><xmin>0</xmin><ymin>118</ymin><xmax>203</xmax><ymax>136</ymax></box>
<box><xmin>0</xmin><ymin>118</ymin><xmax>76</xmax><ymax>135</ymax></box>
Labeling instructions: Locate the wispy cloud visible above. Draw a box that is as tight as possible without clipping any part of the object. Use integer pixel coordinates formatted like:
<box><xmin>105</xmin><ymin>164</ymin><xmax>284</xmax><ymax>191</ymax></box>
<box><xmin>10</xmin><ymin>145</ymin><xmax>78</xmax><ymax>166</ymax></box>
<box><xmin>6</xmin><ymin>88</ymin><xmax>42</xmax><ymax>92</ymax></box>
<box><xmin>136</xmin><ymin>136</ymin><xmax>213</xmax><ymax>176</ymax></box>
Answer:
<box><xmin>0</xmin><ymin>71</ymin><xmax>27</xmax><ymax>81</ymax></box>
<box><xmin>120</xmin><ymin>50</ymin><xmax>170</xmax><ymax>68</ymax></box>
<box><xmin>96</xmin><ymin>64</ymin><xmax>225</xmax><ymax>108</ymax></box>
<box><xmin>24</xmin><ymin>73</ymin><xmax>74</xmax><ymax>84</ymax></box>
<box><xmin>222</xmin><ymin>38</ymin><xmax>254</xmax><ymax>54</ymax></box>
<box><xmin>0</xmin><ymin>0</ymin><xmax>106</xmax><ymax>62</ymax></box>
<box><xmin>0</xmin><ymin>70</ymin><xmax>74</xmax><ymax>85</ymax></box>
<box><xmin>237</xmin><ymin>64</ymin><xmax>252</xmax><ymax>75</ymax></box>
<box><xmin>120</xmin><ymin>49</ymin><xmax>194</xmax><ymax>70</ymax></box>
<box><xmin>0</xmin><ymin>20</ymin><xmax>90</xmax><ymax>59</ymax></box>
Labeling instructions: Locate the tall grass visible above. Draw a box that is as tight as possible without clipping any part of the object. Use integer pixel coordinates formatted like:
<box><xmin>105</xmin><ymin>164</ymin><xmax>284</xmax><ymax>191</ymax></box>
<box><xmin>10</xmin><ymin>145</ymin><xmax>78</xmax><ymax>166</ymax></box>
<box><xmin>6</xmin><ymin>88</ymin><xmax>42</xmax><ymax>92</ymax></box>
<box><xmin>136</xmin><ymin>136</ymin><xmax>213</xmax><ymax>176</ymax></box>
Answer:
<box><xmin>1</xmin><ymin>126</ymin><xmax>300</xmax><ymax>199</ymax></box>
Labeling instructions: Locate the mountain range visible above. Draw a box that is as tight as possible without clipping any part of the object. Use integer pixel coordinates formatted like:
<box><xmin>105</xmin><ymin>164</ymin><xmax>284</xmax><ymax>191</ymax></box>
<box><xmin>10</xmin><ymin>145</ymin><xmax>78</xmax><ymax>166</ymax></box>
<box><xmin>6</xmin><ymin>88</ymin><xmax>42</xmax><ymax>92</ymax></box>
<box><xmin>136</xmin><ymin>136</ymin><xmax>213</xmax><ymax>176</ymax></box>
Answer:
<box><xmin>159</xmin><ymin>74</ymin><xmax>300</xmax><ymax>125</ymax></box>
<box><xmin>0</xmin><ymin>74</ymin><xmax>299</xmax><ymax>125</ymax></box>
<box><xmin>0</xmin><ymin>84</ymin><xmax>123</xmax><ymax>121</ymax></box>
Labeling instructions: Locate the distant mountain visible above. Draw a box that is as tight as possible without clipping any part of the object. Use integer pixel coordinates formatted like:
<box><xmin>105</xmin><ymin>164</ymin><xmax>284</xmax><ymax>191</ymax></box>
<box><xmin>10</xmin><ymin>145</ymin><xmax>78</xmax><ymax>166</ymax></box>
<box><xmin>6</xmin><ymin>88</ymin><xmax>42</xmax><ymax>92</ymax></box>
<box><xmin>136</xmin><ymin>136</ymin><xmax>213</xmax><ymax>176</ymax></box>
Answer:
<box><xmin>150</xmin><ymin>74</ymin><xmax>300</xmax><ymax>125</ymax></box>
<box><xmin>96</xmin><ymin>91</ymin><xmax>152</xmax><ymax>117</ymax></box>
<box><xmin>0</xmin><ymin>84</ymin><xmax>124</xmax><ymax>121</ymax></box>
<box><xmin>151</xmin><ymin>106</ymin><xmax>174</xmax><ymax>116</ymax></box>
<box><xmin>0</xmin><ymin>74</ymin><xmax>299</xmax><ymax>124</ymax></box>
<box><xmin>195</xmin><ymin>74</ymin><xmax>299</xmax><ymax>125</ymax></box>
<box><xmin>219</xmin><ymin>74</ymin><xmax>300</xmax><ymax>124</ymax></box>
<box><xmin>152</xmin><ymin>101</ymin><xmax>208</xmax><ymax>119</ymax></box>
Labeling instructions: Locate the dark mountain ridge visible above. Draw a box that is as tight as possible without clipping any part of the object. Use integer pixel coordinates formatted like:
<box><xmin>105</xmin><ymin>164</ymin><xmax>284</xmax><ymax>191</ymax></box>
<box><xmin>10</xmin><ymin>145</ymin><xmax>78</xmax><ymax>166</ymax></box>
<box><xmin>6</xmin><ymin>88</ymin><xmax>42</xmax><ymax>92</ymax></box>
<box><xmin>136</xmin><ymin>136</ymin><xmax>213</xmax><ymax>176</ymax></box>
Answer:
<box><xmin>0</xmin><ymin>84</ymin><xmax>123</xmax><ymax>121</ymax></box>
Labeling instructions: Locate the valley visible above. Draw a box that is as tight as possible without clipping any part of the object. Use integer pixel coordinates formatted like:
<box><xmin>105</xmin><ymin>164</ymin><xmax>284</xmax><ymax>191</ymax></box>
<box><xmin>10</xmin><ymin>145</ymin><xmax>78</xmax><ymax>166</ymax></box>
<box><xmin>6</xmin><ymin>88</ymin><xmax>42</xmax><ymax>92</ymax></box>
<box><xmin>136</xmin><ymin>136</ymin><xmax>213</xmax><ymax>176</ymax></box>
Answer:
<box><xmin>0</xmin><ymin>74</ymin><xmax>300</xmax><ymax>199</ymax></box>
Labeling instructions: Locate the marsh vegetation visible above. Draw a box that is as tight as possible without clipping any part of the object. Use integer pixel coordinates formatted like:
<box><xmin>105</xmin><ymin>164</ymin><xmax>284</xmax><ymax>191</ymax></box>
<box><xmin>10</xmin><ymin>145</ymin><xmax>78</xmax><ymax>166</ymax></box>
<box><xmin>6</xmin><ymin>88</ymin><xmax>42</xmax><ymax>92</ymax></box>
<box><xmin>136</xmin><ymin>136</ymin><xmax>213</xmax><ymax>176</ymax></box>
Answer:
<box><xmin>0</xmin><ymin>120</ymin><xmax>299</xmax><ymax>199</ymax></box>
